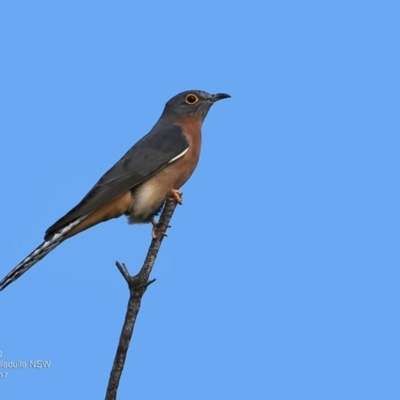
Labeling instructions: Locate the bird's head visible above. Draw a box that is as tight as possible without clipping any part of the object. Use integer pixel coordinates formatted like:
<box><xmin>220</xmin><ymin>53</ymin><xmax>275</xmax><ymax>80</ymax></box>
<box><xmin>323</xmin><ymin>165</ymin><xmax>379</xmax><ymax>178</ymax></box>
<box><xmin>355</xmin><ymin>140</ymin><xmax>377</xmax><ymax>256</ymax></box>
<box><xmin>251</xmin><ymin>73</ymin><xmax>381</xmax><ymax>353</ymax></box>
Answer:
<box><xmin>163</xmin><ymin>90</ymin><xmax>231</xmax><ymax>121</ymax></box>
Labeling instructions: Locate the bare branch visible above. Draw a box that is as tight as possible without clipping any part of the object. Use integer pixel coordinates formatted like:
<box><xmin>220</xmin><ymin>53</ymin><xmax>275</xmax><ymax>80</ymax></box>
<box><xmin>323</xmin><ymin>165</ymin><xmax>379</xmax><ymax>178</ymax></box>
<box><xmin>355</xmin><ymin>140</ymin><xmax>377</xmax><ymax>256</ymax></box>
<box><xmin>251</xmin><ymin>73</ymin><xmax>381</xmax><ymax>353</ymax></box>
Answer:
<box><xmin>105</xmin><ymin>195</ymin><xmax>179</xmax><ymax>400</ymax></box>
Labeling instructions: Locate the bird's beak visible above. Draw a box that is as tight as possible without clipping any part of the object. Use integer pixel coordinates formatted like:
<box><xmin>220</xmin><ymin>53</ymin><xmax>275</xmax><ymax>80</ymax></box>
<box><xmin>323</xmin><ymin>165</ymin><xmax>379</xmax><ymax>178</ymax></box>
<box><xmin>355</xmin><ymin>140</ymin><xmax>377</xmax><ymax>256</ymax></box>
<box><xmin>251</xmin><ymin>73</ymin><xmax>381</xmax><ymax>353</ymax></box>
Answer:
<box><xmin>210</xmin><ymin>93</ymin><xmax>231</xmax><ymax>102</ymax></box>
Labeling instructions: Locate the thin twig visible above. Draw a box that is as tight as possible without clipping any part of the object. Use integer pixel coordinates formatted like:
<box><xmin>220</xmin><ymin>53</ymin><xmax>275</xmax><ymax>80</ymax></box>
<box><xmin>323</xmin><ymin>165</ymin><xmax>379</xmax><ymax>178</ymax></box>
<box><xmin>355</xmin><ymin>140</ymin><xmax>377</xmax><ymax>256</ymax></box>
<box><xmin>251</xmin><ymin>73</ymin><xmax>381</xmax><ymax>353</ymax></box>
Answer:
<box><xmin>105</xmin><ymin>195</ymin><xmax>179</xmax><ymax>400</ymax></box>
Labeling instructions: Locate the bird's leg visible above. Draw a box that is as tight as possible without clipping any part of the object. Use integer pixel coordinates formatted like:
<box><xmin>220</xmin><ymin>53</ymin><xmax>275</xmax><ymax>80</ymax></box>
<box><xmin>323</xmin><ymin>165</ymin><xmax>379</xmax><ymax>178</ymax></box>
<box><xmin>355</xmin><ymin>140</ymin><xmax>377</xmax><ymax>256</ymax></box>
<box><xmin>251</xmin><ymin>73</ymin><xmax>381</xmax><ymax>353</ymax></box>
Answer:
<box><xmin>170</xmin><ymin>189</ymin><xmax>183</xmax><ymax>204</ymax></box>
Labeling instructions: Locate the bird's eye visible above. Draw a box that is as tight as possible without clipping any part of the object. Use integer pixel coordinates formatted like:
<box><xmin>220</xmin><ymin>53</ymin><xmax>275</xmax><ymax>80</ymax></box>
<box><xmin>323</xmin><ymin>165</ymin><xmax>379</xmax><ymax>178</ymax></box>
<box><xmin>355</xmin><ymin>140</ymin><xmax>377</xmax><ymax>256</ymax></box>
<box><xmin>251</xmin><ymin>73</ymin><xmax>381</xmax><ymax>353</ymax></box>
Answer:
<box><xmin>185</xmin><ymin>94</ymin><xmax>199</xmax><ymax>105</ymax></box>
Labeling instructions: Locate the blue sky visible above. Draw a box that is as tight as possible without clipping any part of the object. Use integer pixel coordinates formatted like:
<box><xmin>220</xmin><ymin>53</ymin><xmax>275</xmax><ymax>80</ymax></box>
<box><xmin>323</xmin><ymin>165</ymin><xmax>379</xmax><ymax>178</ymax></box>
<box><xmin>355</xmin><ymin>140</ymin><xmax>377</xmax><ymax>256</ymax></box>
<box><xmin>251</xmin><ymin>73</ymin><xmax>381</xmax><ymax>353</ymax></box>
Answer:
<box><xmin>1</xmin><ymin>2</ymin><xmax>399</xmax><ymax>399</ymax></box>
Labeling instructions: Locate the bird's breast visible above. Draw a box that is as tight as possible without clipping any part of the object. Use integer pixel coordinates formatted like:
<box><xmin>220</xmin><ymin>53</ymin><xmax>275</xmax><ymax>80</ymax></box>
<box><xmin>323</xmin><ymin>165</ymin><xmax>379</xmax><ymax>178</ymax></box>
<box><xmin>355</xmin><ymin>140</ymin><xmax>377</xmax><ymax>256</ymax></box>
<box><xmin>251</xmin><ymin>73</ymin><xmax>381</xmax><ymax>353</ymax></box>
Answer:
<box><xmin>127</xmin><ymin>130</ymin><xmax>201</xmax><ymax>224</ymax></box>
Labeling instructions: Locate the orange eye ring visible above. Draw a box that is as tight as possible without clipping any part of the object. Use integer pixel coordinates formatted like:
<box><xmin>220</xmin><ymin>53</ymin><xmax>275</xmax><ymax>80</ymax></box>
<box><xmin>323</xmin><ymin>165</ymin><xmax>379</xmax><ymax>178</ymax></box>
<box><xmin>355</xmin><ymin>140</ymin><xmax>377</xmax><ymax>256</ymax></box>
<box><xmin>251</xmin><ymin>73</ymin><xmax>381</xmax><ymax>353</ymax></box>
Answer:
<box><xmin>185</xmin><ymin>94</ymin><xmax>199</xmax><ymax>105</ymax></box>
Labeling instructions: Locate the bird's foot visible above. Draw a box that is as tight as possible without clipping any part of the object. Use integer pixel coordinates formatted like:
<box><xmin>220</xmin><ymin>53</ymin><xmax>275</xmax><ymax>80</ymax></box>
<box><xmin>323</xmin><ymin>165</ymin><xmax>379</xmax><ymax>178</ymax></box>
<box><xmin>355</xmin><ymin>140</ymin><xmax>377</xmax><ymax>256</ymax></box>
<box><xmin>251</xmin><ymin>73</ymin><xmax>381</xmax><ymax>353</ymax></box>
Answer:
<box><xmin>151</xmin><ymin>219</ymin><xmax>169</xmax><ymax>239</ymax></box>
<box><xmin>151</xmin><ymin>220</ymin><xmax>160</xmax><ymax>239</ymax></box>
<box><xmin>170</xmin><ymin>189</ymin><xmax>183</xmax><ymax>204</ymax></box>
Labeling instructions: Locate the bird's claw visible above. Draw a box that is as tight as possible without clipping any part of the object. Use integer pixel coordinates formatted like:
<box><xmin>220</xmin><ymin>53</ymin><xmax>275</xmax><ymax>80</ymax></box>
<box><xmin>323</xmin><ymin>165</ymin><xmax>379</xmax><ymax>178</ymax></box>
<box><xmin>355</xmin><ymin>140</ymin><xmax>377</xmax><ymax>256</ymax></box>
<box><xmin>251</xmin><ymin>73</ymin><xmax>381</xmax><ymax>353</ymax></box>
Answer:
<box><xmin>151</xmin><ymin>220</ymin><xmax>168</xmax><ymax>239</ymax></box>
<box><xmin>170</xmin><ymin>189</ymin><xmax>183</xmax><ymax>204</ymax></box>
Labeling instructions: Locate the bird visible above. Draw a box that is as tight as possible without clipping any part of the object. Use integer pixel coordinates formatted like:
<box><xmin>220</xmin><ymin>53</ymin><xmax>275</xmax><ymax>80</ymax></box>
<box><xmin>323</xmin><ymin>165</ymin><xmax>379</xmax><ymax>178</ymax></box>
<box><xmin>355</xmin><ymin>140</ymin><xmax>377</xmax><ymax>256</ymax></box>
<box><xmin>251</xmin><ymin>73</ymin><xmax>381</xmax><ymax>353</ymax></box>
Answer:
<box><xmin>0</xmin><ymin>90</ymin><xmax>230</xmax><ymax>291</ymax></box>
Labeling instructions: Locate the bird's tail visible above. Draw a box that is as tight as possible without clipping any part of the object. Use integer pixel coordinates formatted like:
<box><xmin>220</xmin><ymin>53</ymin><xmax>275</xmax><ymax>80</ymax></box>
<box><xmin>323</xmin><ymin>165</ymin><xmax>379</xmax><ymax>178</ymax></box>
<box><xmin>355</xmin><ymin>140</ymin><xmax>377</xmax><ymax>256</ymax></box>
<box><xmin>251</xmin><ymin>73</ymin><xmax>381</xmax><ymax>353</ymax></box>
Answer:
<box><xmin>0</xmin><ymin>216</ymin><xmax>87</xmax><ymax>291</ymax></box>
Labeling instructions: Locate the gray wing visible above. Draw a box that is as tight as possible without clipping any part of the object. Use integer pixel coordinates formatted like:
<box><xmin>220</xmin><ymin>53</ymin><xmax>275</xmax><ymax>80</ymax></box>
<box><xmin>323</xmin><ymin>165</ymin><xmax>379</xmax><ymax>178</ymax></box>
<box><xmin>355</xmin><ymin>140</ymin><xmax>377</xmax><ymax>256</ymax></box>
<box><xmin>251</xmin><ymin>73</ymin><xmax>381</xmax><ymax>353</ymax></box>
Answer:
<box><xmin>45</xmin><ymin>123</ymin><xmax>189</xmax><ymax>238</ymax></box>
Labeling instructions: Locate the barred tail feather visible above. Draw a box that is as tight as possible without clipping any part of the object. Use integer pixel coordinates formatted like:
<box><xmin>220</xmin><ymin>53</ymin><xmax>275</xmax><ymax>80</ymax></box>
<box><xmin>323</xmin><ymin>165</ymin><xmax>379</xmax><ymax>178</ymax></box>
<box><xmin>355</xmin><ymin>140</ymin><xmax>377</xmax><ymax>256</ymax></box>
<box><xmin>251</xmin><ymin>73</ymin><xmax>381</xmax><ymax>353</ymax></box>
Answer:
<box><xmin>0</xmin><ymin>216</ymin><xmax>86</xmax><ymax>291</ymax></box>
